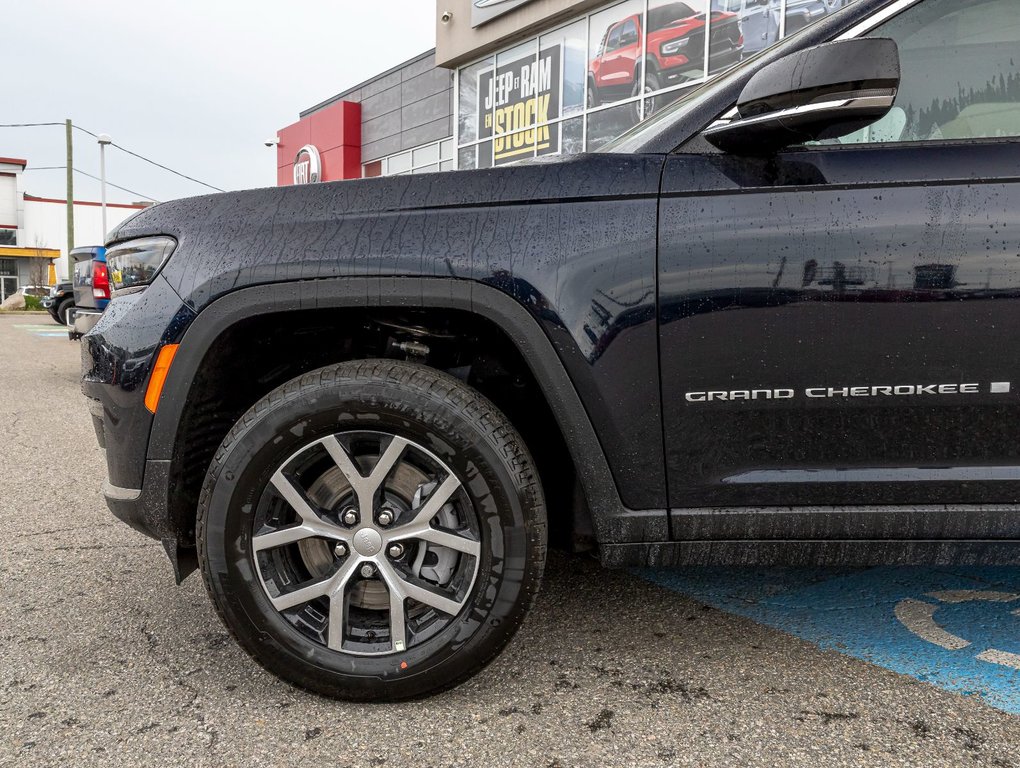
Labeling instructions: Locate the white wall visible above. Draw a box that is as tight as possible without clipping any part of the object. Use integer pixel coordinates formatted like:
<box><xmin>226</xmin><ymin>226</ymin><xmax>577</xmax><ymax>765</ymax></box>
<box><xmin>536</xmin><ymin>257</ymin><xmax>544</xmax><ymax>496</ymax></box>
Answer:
<box><xmin>0</xmin><ymin>176</ymin><xmax>17</xmax><ymax>227</ymax></box>
<box><xmin>22</xmin><ymin>198</ymin><xmax>144</xmax><ymax>279</ymax></box>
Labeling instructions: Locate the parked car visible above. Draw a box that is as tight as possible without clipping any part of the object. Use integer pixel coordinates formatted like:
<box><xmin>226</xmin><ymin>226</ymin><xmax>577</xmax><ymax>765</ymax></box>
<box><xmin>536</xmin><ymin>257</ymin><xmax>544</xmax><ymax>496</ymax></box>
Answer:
<box><xmin>41</xmin><ymin>281</ymin><xmax>75</xmax><ymax>325</ymax></box>
<box><xmin>69</xmin><ymin>246</ymin><xmax>109</xmax><ymax>341</ymax></box>
<box><xmin>19</xmin><ymin>284</ymin><xmax>51</xmax><ymax>299</ymax></box>
<box><xmin>83</xmin><ymin>0</ymin><xmax>1020</xmax><ymax>700</ymax></box>
<box><xmin>588</xmin><ymin>3</ymin><xmax>743</xmax><ymax>107</ymax></box>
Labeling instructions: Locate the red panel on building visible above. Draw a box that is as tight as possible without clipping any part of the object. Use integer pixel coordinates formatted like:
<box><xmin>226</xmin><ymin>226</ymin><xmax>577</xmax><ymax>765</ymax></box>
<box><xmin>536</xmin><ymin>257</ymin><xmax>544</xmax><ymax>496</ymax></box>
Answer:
<box><xmin>277</xmin><ymin>101</ymin><xmax>361</xmax><ymax>186</ymax></box>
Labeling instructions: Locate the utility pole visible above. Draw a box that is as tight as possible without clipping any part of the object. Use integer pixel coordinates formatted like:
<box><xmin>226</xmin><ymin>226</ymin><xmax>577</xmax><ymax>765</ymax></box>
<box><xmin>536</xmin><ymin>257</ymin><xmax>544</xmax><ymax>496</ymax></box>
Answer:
<box><xmin>65</xmin><ymin>119</ymin><xmax>74</xmax><ymax>281</ymax></box>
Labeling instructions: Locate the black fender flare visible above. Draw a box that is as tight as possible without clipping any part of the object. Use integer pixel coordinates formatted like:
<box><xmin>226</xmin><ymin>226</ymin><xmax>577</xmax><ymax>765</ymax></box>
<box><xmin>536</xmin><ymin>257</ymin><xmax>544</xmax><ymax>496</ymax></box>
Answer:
<box><xmin>147</xmin><ymin>277</ymin><xmax>668</xmax><ymax>544</ymax></box>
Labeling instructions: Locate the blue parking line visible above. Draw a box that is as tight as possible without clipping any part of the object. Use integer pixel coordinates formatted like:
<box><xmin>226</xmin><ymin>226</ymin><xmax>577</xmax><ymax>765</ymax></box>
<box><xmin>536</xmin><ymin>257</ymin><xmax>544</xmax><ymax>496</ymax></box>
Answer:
<box><xmin>636</xmin><ymin>566</ymin><xmax>1020</xmax><ymax>714</ymax></box>
<box><xmin>13</xmin><ymin>324</ymin><xmax>68</xmax><ymax>338</ymax></box>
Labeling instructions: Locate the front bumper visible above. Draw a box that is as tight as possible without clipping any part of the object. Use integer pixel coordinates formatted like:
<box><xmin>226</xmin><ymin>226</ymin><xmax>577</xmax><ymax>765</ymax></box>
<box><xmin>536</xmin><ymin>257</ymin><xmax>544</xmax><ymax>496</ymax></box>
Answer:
<box><xmin>103</xmin><ymin>460</ymin><xmax>197</xmax><ymax>583</ymax></box>
<box><xmin>81</xmin><ymin>274</ymin><xmax>196</xmax><ymax>548</ymax></box>
<box><xmin>102</xmin><ymin>459</ymin><xmax>171</xmax><ymax>539</ymax></box>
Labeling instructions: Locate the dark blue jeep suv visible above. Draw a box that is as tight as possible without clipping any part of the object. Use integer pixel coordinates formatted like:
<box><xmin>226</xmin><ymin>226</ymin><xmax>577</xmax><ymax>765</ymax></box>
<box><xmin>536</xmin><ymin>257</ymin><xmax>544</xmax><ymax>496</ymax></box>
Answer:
<box><xmin>82</xmin><ymin>0</ymin><xmax>1020</xmax><ymax>699</ymax></box>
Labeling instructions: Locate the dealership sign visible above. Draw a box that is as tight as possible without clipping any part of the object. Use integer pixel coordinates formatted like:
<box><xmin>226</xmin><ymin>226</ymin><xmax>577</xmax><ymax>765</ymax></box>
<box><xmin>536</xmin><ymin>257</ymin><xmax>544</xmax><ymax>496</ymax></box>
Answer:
<box><xmin>471</xmin><ymin>0</ymin><xmax>536</xmax><ymax>28</ymax></box>
<box><xmin>293</xmin><ymin>144</ymin><xmax>321</xmax><ymax>184</ymax></box>
<box><xmin>478</xmin><ymin>46</ymin><xmax>561</xmax><ymax>165</ymax></box>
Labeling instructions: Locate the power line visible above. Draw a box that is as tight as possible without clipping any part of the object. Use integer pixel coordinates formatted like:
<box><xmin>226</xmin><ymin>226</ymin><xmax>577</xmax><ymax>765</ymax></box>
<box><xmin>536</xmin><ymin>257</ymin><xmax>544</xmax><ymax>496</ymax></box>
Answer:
<box><xmin>72</xmin><ymin>168</ymin><xmax>158</xmax><ymax>202</ymax></box>
<box><xmin>111</xmin><ymin>140</ymin><xmax>224</xmax><ymax>192</ymax></box>
<box><xmin>23</xmin><ymin>165</ymin><xmax>158</xmax><ymax>202</ymax></box>
<box><xmin>70</xmin><ymin>124</ymin><xmax>224</xmax><ymax>192</ymax></box>
<box><xmin>1</xmin><ymin>121</ymin><xmax>225</xmax><ymax>193</ymax></box>
<box><xmin>0</xmin><ymin>122</ymin><xmax>66</xmax><ymax>128</ymax></box>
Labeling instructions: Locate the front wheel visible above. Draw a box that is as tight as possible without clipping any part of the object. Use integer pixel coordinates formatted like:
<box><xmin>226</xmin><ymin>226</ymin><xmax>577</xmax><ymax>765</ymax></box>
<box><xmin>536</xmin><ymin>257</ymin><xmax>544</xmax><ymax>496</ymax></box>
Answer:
<box><xmin>54</xmin><ymin>298</ymin><xmax>74</xmax><ymax>326</ymax></box>
<box><xmin>197</xmin><ymin>360</ymin><xmax>547</xmax><ymax>700</ymax></box>
<box><xmin>642</xmin><ymin>69</ymin><xmax>662</xmax><ymax>117</ymax></box>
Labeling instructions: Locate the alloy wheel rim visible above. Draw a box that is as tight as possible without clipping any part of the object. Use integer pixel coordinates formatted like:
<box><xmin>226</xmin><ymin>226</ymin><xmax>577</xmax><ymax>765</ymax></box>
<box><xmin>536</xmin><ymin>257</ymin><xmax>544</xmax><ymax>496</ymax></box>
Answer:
<box><xmin>251</xmin><ymin>431</ymin><xmax>481</xmax><ymax>657</ymax></box>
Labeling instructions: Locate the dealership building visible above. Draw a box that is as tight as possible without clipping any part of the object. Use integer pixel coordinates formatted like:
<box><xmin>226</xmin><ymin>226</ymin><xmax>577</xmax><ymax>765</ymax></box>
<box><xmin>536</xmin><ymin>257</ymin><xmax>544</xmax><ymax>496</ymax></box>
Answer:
<box><xmin>276</xmin><ymin>0</ymin><xmax>853</xmax><ymax>185</ymax></box>
<box><xmin>0</xmin><ymin>156</ymin><xmax>147</xmax><ymax>298</ymax></box>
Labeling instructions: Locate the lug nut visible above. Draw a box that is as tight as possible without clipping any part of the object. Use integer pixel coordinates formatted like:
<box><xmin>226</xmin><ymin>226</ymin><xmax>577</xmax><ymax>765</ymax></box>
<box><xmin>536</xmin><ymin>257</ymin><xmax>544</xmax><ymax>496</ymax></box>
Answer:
<box><xmin>360</xmin><ymin>563</ymin><xmax>376</xmax><ymax>578</ymax></box>
<box><xmin>341</xmin><ymin>508</ymin><xmax>359</xmax><ymax>526</ymax></box>
<box><xmin>387</xmin><ymin>543</ymin><xmax>405</xmax><ymax>559</ymax></box>
<box><xmin>378</xmin><ymin>509</ymin><xmax>395</xmax><ymax>526</ymax></box>
<box><xmin>334</xmin><ymin>543</ymin><xmax>347</xmax><ymax>558</ymax></box>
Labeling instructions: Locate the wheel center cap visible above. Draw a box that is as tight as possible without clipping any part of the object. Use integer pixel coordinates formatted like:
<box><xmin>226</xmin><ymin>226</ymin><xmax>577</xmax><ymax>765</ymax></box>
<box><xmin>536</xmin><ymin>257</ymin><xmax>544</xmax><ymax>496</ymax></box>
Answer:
<box><xmin>352</xmin><ymin>528</ymin><xmax>383</xmax><ymax>557</ymax></box>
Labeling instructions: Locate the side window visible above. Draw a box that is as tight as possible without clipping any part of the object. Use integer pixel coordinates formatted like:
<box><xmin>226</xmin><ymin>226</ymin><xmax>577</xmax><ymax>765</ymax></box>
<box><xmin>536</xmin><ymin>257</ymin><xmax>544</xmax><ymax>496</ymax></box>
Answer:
<box><xmin>619</xmin><ymin>19</ymin><xmax>638</xmax><ymax>46</ymax></box>
<box><xmin>833</xmin><ymin>0</ymin><xmax>1020</xmax><ymax>145</ymax></box>
<box><xmin>606</xmin><ymin>24</ymin><xmax>623</xmax><ymax>53</ymax></box>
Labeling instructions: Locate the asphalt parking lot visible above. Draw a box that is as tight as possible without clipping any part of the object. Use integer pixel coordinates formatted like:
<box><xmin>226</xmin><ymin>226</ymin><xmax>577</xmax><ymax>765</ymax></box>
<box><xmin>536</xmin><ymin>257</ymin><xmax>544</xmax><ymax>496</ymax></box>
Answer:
<box><xmin>2</xmin><ymin>312</ymin><xmax>1019</xmax><ymax>768</ymax></box>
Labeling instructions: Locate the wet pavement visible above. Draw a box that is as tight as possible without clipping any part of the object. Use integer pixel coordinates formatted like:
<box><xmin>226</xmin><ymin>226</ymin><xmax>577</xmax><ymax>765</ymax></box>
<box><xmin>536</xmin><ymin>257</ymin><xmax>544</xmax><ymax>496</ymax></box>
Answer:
<box><xmin>2</xmin><ymin>313</ymin><xmax>1019</xmax><ymax>767</ymax></box>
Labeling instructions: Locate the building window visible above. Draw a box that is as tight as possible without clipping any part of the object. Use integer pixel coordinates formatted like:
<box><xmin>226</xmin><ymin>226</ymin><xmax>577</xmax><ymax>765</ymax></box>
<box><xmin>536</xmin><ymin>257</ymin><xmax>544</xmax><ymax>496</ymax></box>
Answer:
<box><xmin>455</xmin><ymin>0</ymin><xmax>861</xmax><ymax>167</ymax></box>
<box><xmin>363</xmin><ymin>138</ymin><xmax>454</xmax><ymax>178</ymax></box>
<box><xmin>0</xmin><ymin>229</ymin><xmax>15</xmax><ymax>246</ymax></box>
<box><xmin>0</xmin><ymin>258</ymin><xmax>17</xmax><ymax>276</ymax></box>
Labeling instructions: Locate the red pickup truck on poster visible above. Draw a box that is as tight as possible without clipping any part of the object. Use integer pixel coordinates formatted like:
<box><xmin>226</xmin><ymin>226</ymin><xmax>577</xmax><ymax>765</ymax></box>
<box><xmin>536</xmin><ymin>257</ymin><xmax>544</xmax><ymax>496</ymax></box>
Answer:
<box><xmin>588</xmin><ymin>2</ymin><xmax>743</xmax><ymax>107</ymax></box>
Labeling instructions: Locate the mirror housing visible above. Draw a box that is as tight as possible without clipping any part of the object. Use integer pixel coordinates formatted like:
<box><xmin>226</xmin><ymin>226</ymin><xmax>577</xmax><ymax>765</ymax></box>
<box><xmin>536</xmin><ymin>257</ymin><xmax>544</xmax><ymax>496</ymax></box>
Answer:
<box><xmin>704</xmin><ymin>38</ymin><xmax>900</xmax><ymax>155</ymax></box>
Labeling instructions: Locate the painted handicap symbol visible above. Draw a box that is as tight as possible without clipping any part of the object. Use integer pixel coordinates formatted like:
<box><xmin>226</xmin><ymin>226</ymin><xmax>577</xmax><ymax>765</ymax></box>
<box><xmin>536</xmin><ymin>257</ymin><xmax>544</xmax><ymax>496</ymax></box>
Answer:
<box><xmin>895</xmin><ymin>590</ymin><xmax>1020</xmax><ymax>670</ymax></box>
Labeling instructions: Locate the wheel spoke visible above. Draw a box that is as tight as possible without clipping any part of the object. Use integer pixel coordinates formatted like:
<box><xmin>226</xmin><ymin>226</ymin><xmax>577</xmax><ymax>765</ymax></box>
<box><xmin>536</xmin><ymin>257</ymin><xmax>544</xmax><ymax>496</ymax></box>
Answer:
<box><xmin>272</xmin><ymin>555</ymin><xmax>359</xmax><ymax>613</ymax></box>
<box><xmin>376</xmin><ymin>561</ymin><xmax>407</xmax><ymax>652</ymax></box>
<box><xmin>269</xmin><ymin>575</ymin><xmax>333</xmax><ymax>611</ymax></box>
<box><xmin>327</xmin><ymin>590</ymin><xmax>346</xmax><ymax>651</ymax></box>
<box><xmin>379</xmin><ymin>560</ymin><xmax>465</xmax><ymax>616</ymax></box>
<box><xmin>413</xmin><ymin>527</ymin><xmax>481</xmax><ymax>557</ymax></box>
<box><xmin>252</xmin><ymin>524</ymin><xmax>319</xmax><ymax>552</ymax></box>
<box><xmin>321</xmin><ymin>435</ymin><xmax>367</xmax><ymax>501</ymax></box>
<box><xmin>399</xmin><ymin>474</ymin><xmax>462</xmax><ymax>530</ymax></box>
<box><xmin>323</xmin><ymin>556</ymin><xmax>365</xmax><ymax>650</ymax></box>
<box><xmin>269</xmin><ymin>470</ymin><xmax>348</xmax><ymax>534</ymax></box>
<box><xmin>326</xmin><ymin>558</ymin><xmax>361</xmax><ymax>651</ymax></box>
<box><xmin>388</xmin><ymin>587</ymin><xmax>407</xmax><ymax>652</ymax></box>
<box><xmin>399</xmin><ymin>578</ymin><xmax>465</xmax><ymax>616</ymax></box>
<box><xmin>270</xmin><ymin>469</ymin><xmax>321</xmax><ymax>521</ymax></box>
<box><xmin>367</xmin><ymin>435</ymin><xmax>410</xmax><ymax>490</ymax></box>
<box><xmin>322</xmin><ymin>434</ymin><xmax>408</xmax><ymax>512</ymax></box>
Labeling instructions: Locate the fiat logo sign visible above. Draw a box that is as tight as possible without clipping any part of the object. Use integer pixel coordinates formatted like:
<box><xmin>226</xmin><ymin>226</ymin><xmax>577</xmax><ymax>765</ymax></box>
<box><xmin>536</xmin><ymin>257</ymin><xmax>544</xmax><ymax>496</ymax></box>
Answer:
<box><xmin>293</xmin><ymin>144</ymin><xmax>321</xmax><ymax>184</ymax></box>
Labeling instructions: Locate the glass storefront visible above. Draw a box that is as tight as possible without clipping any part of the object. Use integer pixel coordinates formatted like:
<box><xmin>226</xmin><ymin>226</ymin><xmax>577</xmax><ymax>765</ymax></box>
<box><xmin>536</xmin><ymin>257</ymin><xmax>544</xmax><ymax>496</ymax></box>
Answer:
<box><xmin>363</xmin><ymin>138</ymin><xmax>455</xmax><ymax>177</ymax></box>
<box><xmin>456</xmin><ymin>0</ymin><xmax>859</xmax><ymax>167</ymax></box>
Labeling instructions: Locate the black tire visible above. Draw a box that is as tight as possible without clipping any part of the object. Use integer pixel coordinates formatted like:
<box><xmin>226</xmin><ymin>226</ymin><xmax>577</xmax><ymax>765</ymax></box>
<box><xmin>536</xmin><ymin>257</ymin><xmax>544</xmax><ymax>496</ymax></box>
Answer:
<box><xmin>642</xmin><ymin>69</ymin><xmax>662</xmax><ymax>117</ymax></box>
<box><xmin>197</xmin><ymin>360</ymin><xmax>547</xmax><ymax>700</ymax></box>
<box><xmin>587</xmin><ymin>79</ymin><xmax>599</xmax><ymax>109</ymax></box>
<box><xmin>55</xmin><ymin>298</ymin><xmax>74</xmax><ymax>326</ymax></box>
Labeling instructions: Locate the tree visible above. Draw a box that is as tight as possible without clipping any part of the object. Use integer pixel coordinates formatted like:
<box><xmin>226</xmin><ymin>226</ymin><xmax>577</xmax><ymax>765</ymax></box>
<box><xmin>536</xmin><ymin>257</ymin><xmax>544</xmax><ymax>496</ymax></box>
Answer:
<box><xmin>28</xmin><ymin>236</ymin><xmax>53</xmax><ymax>287</ymax></box>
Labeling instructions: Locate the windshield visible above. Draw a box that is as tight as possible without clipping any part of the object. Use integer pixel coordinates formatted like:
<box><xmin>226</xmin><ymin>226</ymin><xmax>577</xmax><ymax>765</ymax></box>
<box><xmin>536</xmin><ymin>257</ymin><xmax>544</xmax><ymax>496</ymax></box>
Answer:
<box><xmin>597</xmin><ymin>10</ymin><xmax>837</xmax><ymax>154</ymax></box>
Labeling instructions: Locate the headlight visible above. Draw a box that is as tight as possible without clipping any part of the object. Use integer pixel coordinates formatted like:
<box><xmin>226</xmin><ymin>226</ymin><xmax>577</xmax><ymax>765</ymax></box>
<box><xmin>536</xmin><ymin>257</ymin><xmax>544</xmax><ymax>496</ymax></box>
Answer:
<box><xmin>105</xmin><ymin>236</ymin><xmax>177</xmax><ymax>291</ymax></box>
<box><xmin>661</xmin><ymin>38</ymin><xmax>691</xmax><ymax>56</ymax></box>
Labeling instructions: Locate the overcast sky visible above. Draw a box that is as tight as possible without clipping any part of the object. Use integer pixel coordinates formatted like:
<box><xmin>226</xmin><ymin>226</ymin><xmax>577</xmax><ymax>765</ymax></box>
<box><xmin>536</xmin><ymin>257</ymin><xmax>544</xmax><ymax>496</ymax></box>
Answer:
<box><xmin>4</xmin><ymin>1</ymin><xmax>435</xmax><ymax>204</ymax></box>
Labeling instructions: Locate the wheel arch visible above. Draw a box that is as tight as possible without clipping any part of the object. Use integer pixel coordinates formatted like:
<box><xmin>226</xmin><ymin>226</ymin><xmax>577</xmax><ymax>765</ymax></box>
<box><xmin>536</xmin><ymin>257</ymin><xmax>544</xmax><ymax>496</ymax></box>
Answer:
<box><xmin>148</xmin><ymin>277</ymin><xmax>665</xmax><ymax>561</ymax></box>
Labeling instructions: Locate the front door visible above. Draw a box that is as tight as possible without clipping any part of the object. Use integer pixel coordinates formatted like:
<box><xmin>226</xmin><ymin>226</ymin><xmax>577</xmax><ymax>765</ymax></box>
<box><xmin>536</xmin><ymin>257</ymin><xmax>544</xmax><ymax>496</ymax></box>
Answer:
<box><xmin>0</xmin><ymin>276</ymin><xmax>16</xmax><ymax>302</ymax></box>
<box><xmin>658</xmin><ymin>0</ymin><xmax>1020</xmax><ymax>518</ymax></box>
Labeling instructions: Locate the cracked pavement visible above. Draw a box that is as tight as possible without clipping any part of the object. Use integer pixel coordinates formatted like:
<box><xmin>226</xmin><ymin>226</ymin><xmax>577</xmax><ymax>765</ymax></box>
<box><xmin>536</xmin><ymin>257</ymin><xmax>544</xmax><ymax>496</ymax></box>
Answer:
<box><xmin>2</xmin><ymin>313</ymin><xmax>1019</xmax><ymax>767</ymax></box>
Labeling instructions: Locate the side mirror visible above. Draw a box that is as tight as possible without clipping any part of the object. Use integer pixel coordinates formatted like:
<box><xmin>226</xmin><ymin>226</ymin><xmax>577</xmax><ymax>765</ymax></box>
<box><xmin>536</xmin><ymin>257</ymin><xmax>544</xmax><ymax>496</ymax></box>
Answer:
<box><xmin>704</xmin><ymin>38</ymin><xmax>900</xmax><ymax>154</ymax></box>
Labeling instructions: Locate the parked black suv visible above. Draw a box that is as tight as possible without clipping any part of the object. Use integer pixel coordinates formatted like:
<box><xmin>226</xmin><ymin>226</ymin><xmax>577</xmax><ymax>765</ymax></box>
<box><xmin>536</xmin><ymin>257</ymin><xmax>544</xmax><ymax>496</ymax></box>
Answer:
<box><xmin>41</xmin><ymin>281</ymin><xmax>74</xmax><ymax>325</ymax></box>
<box><xmin>83</xmin><ymin>0</ymin><xmax>1020</xmax><ymax>700</ymax></box>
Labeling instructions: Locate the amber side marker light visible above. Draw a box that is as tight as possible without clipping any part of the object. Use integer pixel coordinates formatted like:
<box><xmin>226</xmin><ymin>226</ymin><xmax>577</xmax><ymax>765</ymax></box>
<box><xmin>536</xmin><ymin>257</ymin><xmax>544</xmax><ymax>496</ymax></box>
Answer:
<box><xmin>144</xmin><ymin>344</ymin><xmax>180</xmax><ymax>413</ymax></box>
